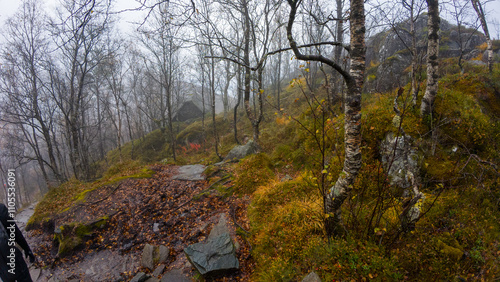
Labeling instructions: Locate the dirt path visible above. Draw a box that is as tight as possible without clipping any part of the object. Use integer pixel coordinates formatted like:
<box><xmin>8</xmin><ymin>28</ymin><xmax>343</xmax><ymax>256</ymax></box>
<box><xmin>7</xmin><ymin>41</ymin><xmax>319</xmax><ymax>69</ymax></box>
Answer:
<box><xmin>16</xmin><ymin>202</ymin><xmax>37</xmax><ymax>232</ymax></box>
<box><xmin>24</xmin><ymin>164</ymin><xmax>252</xmax><ymax>281</ymax></box>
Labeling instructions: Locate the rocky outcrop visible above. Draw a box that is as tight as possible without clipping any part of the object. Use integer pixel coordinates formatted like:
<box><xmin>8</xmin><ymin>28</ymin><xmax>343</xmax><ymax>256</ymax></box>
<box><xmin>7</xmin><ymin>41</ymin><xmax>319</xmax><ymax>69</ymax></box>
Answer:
<box><xmin>365</xmin><ymin>15</ymin><xmax>487</xmax><ymax>92</ymax></box>
<box><xmin>184</xmin><ymin>214</ymin><xmax>239</xmax><ymax>276</ymax></box>
<box><xmin>380</xmin><ymin>132</ymin><xmax>420</xmax><ymax>191</ymax></box>
<box><xmin>380</xmin><ymin>131</ymin><xmax>424</xmax><ymax>231</ymax></box>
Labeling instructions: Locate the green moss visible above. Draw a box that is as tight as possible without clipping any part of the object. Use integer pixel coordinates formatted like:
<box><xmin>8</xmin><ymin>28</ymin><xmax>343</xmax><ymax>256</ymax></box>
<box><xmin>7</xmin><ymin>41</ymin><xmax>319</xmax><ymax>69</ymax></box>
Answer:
<box><xmin>433</xmin><ymin>232</ymin><xmax>464</xmax><ymax>261</ymax></box>
<box><xmin>233</xmin><ymin>153</ymin><xmax>274</xmax><ymax>194</ymax></box>
<box><xmin>53</xmin><ymin>216</ymin><xmax>109</xmax><ymax>257</ymax></box>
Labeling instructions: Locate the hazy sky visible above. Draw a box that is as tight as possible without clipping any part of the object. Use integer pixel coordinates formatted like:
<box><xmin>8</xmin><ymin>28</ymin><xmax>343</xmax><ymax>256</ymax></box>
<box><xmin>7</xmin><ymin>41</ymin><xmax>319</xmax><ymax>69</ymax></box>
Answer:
<box><xmin>0</xmin><ymin>0</ymin><xmax>145</xmax><ymax>40</ymax></box>
<box><xmin>0</xmin><ymin>0</ymin><xmax>499</xmax><ymax>41</ymax></box>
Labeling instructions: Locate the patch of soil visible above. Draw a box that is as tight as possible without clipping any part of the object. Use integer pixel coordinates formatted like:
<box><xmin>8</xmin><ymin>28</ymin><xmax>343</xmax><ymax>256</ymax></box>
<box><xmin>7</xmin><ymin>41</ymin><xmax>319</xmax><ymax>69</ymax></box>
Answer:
<box><xmin>27</xmin><ymin>164</ymin><xmax>253</xmax><ymax>281</ymax></box>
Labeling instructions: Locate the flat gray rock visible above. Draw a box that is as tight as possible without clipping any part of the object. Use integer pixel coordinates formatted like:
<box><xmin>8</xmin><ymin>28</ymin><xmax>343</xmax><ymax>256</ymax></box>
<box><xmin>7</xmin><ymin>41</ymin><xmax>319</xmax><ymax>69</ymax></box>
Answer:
<box><xmin>130</xmin><ymin>272</ymin><xmax>150</xmax><ymax>282</ymax></box>
<box><xmin>184</xmin><ymin>232</ymin><xmax>239</xmax><ymax>276</ymax></box>
<box><xmin>152</xmin><ymin>265</ymin><xmax>165</xmax><ymax>277</ymax></box>
<box><xmin>172</xmin><ymin>165</ymin><xmax>206</xmax><ymax>181</ymax></box>
<box><xmin>160</xmin><ymin>268</ymin><xmax>191</xmax><ymax>282</ymax></box>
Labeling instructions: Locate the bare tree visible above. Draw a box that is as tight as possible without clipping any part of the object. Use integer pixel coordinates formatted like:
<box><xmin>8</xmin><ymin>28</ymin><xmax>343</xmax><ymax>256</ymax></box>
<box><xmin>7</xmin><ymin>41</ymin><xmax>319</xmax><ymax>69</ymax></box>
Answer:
<box><xmin>49</xmin><ymin>0</ymin><xmax>113</xmax><ymax>179</ymax></box>
<box><xmin>137</xmin><ymin>1</ymin><xmax>183</xmax><ymax>161</ymax></box>
<box><xmin>0</xmin><ymin>0</ymin><xmax>63</xmax><ymax>188</ymax></box>
<box><xmin>448</xmin><ymin>0</ymin><xmax>480</xmax><ymax>74</ymax></box>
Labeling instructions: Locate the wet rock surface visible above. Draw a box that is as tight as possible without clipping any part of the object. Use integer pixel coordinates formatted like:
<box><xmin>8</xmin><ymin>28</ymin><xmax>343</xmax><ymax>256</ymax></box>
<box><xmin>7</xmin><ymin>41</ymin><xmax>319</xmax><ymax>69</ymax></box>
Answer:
<box><xmin>172</xmin><ymin>164</ymin><xmax>206</xmax><ymax>181</ymax></box>
<box><xmin>184</xmin><ymin>214</ymin><xmax>239</xmax><ymax>277</ymax></box>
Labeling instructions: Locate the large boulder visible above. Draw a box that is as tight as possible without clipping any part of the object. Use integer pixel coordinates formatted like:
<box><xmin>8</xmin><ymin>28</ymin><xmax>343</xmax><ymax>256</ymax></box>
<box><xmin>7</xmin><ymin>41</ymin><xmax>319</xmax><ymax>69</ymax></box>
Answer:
<box><xmin>223</xmin><ymin>140</ymin><xmax>258</xmax><ymax>162</ymax></box>
<box><xmin>184</xmin><ymin>214</ymin><xmax>239</xmax><ymax>276</ymax></box>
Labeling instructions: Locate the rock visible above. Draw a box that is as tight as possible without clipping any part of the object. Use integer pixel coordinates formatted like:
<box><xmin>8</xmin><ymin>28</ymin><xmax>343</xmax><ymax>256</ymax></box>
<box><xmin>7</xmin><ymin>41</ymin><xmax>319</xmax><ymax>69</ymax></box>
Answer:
<box><xmin>47</xmin><ymin>276</ymin><xmax>61</xmax><ymax>282</ymax></box>
<box><xmin>29</xmin><ymin>267</ymin><xmax>41</xmax><ymax>281</ymax></box>
<box><xmin>280</xmin><ymin>174</ymin><xmax>293</xmax><ymax>182</ymax></box>
<box><xmin>380</xmin><ymin>132</ymin><xmax>424</xmax><ymax>231</ymax></box>
<box><xmin>142</xmin><ymin>244</ymin><xmax>169</xmax><ymax>270</ymax></box>
<box><xmin>184</xmin><ymin>214</ymin><xmax>239</xmax><ymax>276</ymax></box>
<box><xmin>172</xmin><ymin>165</ymin><xmax>206</xmax><ymax>181</ymax></box>
<box><xmin>302</xmin><ymin>271</ymin><xmax>322</xmax><ymax>282</ymax></box>
<box><xmin>53</xmin><ymin>217</ymin><xmax>110</xmax><ymax>257</ymax></box>
<box><xmin>130</xmin><ymin>272</ymin><xmax>150</xmax><ymax>282</ymax></box>
<box><xmin>152</xmin><ymin>265</ymin><xmax>166</xmax><ymax>277</ymax></box>
<box><xmin>468</xmin><ymin>60</ymin><xmax>487</xmax><ymax>66</ymax></box>
<box><xmin>158</xmin><ymin>245</ymin><xmax>170</xmax><ymax>263</ymax></box>
<box><xmin>380</xmin><ymin>132</ymin><xmax>420</xmax><ymax>192</ymax></box>
<box><xmin>145</xmin><ymin>278</ymin><xmax>160</xmax><ymax>282</ymax></box>
<box><xmin>160</xmin><ymin>269</ymin><xmax>191</xmax><ymax>282</ymax></box>
<box><xmin>365</xmin><ymin>14</ymin><xmax>485</xmax><ymax>92</ymax></box>
<box><xmin>223</xmin><ymin>139</ymin><xmax>258</xmax><ymax>161</ymax></box>
<box><xmin>208</xmin><ymin>214</ymin><xmax>230</xmax><ymax>239</ymax></box>
<box><xmin>141</xmin><ymin>244</ymin><xmax>155</xmax><ymax>270</ymax></box>
<box><xmin>153</xmin><ymin>222</ymin><xmax>160</xmax><ymax>232</ymax></box>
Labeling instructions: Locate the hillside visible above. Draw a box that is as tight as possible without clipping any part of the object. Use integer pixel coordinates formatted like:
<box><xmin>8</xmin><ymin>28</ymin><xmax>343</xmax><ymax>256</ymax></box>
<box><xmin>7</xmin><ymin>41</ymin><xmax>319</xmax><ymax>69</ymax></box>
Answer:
<box><xmin>23</xmin><ymin>58</ymin><xmax>500</xmax><ymax>281</ymax></box>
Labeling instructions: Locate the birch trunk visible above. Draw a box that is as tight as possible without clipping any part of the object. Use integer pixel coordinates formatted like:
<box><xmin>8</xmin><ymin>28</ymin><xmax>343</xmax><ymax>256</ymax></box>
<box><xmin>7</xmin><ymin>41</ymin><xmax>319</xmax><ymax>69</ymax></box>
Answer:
<box><xmin>286</xmin><ymin>0</ymin><xmax>365</xmax><ymax>237</ymax></box>
<box><xmin>324</xmin><ymin>0</ymin><xmax>365</xmax><ymax>237</ymax></box>
<box><xmin>471</xmin><ymin>0</ymin><xmax>492</xmax><ymax>73</ymax></box>
<box><xmin>420</xmin><ymin>0</ymin><xmax>440</xmax><ymax>116</ymax></box>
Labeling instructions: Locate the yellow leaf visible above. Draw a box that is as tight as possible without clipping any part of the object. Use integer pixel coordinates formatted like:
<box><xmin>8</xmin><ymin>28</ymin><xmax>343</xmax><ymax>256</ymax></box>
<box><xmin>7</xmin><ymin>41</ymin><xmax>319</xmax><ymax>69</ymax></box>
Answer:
<box><xmin>322</xmin><ymin>169</ymin><xmax>327</xmax><ymax>174</ymax></box>
<box><xmin>305</xmin><ymin>68</ymin><xmax>310</xmax><ymax>72</ymax></box>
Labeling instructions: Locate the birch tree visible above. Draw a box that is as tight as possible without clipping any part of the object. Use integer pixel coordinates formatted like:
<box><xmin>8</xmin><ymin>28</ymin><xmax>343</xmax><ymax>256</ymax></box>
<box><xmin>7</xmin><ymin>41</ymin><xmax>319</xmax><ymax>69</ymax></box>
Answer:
<box><xmin>286</xmin><ymin>0</ymin><xmax>366</xmax><ymax>237</ymax></box>
<box><xmin>420</xmin><ymin>0</ymin><xmax>440</xmax><ymax>116</ymax></box>
<box><xmin>471</xmin><ymin>0</ymin><xmax>493</xmax><ymax>73</ymax></box>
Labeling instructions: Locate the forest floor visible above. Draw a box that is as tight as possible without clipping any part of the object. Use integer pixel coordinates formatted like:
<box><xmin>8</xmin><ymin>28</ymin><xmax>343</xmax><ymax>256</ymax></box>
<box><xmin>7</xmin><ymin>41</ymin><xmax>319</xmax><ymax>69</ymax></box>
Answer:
<box><xmin>24</xmin><ymin>164</ymin><xmax>253</xmax><ymax>281</ymax></box>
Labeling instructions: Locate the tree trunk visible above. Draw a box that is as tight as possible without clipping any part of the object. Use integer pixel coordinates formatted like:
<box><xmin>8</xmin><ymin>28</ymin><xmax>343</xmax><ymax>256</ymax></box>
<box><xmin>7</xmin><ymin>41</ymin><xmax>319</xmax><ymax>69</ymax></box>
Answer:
<box><xmin>410</xmin><ymin>5</ymin><xmax>419</xmax><ymax>106</ymax></box>
<box><xmin>286</xmin><ymin>0</ymin><xmax>365</xmax><ymax>237</ymax></box>
<box><xmin>420</xmin><ymin>0</ymin><xmax>440</xmax><ymax>116</ymax></box>
<box><xmin>324</xmin><ymin>0</ymin><xmax>365</xmax><ymax>237</ymax></box>
<box><xmin>234</xmin><ymin>61</ymin><xmax>242</xmax><ymax>145</ymax></box>
<box><xmin>471</xmin><ymin>0</ymin><xmax>492</xmax><ymax>73</ymax></box>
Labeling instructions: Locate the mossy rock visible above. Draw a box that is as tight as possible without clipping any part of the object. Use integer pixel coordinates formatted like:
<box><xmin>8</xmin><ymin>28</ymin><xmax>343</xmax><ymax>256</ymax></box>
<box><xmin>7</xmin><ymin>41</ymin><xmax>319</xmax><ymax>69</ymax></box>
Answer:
<box><xmin>53</xmin><ymin>216</ymin><xmax>109</xmax><ymax>257</ymax></box>
<box><xmin>433</xmin><ymin>232</ymin><xmax>464</xmax><ymax>261</ymax></box>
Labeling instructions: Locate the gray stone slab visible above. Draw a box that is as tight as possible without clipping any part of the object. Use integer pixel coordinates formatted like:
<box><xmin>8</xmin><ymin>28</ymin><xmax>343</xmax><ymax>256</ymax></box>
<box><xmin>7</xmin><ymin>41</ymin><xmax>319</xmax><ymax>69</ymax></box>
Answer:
<box><xmin>172</xmin><ymin>165</ymin><xmax>206</xmax><ymax>181</ymax></box>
